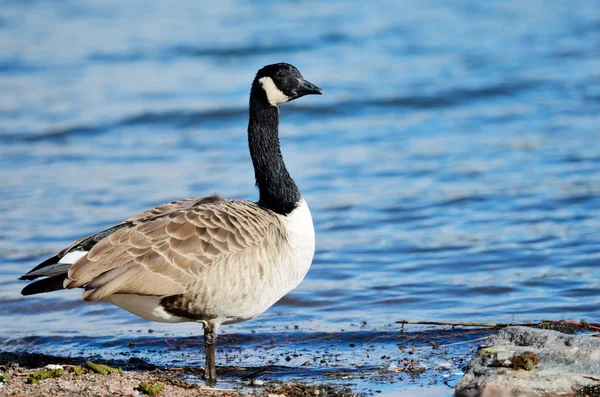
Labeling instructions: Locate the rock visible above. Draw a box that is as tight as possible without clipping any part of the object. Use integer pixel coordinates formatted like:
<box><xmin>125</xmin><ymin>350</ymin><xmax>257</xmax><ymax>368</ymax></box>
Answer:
<box><xmin>456</xmin><ymin>326</ymin><xmax>600</xmax><ymax>397</ymax></box>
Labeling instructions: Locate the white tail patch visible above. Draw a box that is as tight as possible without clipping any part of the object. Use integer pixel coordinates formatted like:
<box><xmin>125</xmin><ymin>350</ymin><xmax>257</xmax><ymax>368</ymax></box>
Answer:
<box><xmin>259</xmin><ymin>76</ymin><xmax>290</xmax><ymax>106</ymax></box>
<box><xmin>58</xmin><ymin>251</ymin><xmax>88</xmax><ymax>264</ymax></box>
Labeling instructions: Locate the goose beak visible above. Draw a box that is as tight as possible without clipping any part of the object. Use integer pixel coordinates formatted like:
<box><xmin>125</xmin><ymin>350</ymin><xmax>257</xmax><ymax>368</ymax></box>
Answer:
<box><xmin>294</xmin><ymin>78</ymin><xmax>323</xmax><ymax>97</ymax></box>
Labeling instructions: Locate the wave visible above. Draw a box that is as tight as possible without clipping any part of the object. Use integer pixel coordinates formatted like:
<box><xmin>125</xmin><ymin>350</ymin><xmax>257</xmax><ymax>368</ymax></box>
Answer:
<box><xmin>88</xmin><ymin>34</ymin><xmax>352</xmax><ymax>64</ymax></box>
<box><xmin>0</xmin><ymin>79</ymin><xmax>545</xmax><ymax>143</ymax></box>
<box><xmin>0</xmin><ymin>108</ymin><xmax>246</xmax><ymax>144</ymax></box>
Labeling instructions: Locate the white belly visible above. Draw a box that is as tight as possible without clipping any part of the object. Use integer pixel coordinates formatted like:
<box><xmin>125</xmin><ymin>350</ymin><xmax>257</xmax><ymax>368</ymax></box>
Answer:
<box><xmin>105</xmin><ymin>294</ymin><xmax>191</xmax><ymax>323</ymax></box>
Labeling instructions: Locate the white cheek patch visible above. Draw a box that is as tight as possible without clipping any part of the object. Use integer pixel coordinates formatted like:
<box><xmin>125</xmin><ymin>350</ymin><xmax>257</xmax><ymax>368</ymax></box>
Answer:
<box><xmin>259</xmin><ymin>76</ymin><xmax>290</xmax><ymax>106</ymax></box>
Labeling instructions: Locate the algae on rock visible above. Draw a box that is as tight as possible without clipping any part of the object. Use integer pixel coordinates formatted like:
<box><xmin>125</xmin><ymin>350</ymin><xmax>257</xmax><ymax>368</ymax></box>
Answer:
<box><xmin>85</xmin><ymin>361</ymin><xmax>122</xmax><ymax>375</ymax></box>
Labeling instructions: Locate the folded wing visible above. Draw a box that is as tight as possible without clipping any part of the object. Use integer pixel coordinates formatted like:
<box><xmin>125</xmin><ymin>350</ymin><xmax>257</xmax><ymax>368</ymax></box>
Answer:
<box><xmin>21</xmin><ymin>197</ymin><xmax>282</xmax><ymax>302</ymax></box>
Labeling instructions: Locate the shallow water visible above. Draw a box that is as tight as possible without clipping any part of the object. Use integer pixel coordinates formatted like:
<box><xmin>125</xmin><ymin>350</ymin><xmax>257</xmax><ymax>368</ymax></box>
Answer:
<box><xmin>1</xmin><ymin>0</ymin><xmax>600</xmax><ymax>394</ymax></box>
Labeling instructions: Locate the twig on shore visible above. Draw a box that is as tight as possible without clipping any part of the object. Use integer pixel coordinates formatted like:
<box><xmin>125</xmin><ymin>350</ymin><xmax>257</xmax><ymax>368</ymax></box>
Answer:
<box><xmin>561</xmin><ymin>320</ymin><xmax>600</xmax><ymax>331</ymax></box>
<box><xmin>396</xmin><ymin>320</ymin><xmax>535</xmax><ymax>331</ymax></box>
<box><xmin>396</xmin><ymin>319</ymin><xmax>600</xmax><ymax>333</ymax></box>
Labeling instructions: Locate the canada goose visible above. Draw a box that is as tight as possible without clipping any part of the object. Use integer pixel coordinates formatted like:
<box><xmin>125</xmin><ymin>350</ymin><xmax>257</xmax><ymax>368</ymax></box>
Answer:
<box><xmin>19</xmin><ymin>63</ymin><xmax>323</xmax><ymax>385</ymax></box>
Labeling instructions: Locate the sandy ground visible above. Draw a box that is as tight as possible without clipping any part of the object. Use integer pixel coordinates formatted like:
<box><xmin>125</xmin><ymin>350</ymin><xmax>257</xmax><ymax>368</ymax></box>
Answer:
<box><xmin>0</xmin><ymin>352</ymin><xmax>358</xmax><ymax>397</ymax></box>
<box><xmin>0</xmin><ymin>365</ymin><xmax>230</xmax><ymax>397</ymax></box>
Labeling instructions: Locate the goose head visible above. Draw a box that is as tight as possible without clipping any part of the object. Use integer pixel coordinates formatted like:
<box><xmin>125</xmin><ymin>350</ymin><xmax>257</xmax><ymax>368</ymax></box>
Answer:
<box><xmin>254</xmin><ymin>63</ymin><xmax>323</xmax><ymax>107</ymax></box>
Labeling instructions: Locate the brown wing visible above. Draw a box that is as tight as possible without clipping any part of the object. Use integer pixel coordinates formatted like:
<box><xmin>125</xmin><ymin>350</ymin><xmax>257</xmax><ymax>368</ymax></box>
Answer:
<box><xmin>64</xmin><ymin>199</ymin><xmax>284</xmax><ymax>302</ymax></box>
<box><xmin>50</xmin><ymin>197</ymin><xmax>214</xmax><ymax>259</ymax></box>
<box><xmin>124</xmin><ymin>196</ymin><xmax>222</xmax><ymax>222</ymax></box>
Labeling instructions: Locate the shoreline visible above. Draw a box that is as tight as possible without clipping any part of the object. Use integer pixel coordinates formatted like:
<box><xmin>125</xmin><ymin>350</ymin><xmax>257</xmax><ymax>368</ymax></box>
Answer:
<box><xmin>0</xmin><ymin>352</ymin><xmax>358</xmax><ymax>397</ymax></box>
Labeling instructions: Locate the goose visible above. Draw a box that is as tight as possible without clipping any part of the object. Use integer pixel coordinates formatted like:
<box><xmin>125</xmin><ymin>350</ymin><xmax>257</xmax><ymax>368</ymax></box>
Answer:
<box><xmin>19</xmin><ymin>63</ymin><xmax>323</xmax><ymax>385</ymax></box>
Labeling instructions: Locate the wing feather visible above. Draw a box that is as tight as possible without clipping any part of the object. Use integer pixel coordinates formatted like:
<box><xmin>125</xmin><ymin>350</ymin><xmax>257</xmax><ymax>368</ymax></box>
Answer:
<box><xmin>64</xmin><ymin>199</ymin><xmax>283</xmax><ymax>302</ymax></box>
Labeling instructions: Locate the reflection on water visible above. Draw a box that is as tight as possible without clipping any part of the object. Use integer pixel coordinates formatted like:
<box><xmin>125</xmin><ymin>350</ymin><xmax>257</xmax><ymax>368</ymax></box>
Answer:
<box><xmin>1</xmin><ymin>0</ymin><xmax>599</xmax><ymax>394</ymax></box>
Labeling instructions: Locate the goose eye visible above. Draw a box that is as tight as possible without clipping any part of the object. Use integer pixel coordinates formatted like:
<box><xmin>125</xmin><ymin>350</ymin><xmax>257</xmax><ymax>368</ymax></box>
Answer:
<box><xmin>275</xmin><ymin>71</ymin><xmax>284</xmax><ymax>78</ymax></box>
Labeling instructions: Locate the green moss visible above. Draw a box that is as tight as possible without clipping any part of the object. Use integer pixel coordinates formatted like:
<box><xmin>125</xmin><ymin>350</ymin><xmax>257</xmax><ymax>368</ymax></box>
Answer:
<box><xmin>138</xmin><ymin>381</ymin><xmax>164</xmax><ymax>396</ymax></box>
<box><xmin>536</xmin><ymin>320</ymin><xmax>579</xmax><ymax>334</ymax></box>
<box><xmin>85</xmin><ymin>361</ymin><xmax>122</xmax><ymax>375</ymax></box>
<box><xmin>491</xmin><ymin>351</ymin><xmax>539</xmax><ymax>371</ymax></box>
<box><xmin>516</xmin><ymin>351</ymin><xmax>539</xmax><ymax>370</ymax></box>
<box><xmin>0</xmin><ymin>374</ymin><xmax>11</xmax><ymax>383</ymax></box>
<box><xmin>72</xmin><ymin>365</ymin><xmax>84</xmax><ymax>376</ymax></box>
<box><xmin>26</xmin><ymin>368</ymin><xmax>64</xmax><ymax>384</ymax></box>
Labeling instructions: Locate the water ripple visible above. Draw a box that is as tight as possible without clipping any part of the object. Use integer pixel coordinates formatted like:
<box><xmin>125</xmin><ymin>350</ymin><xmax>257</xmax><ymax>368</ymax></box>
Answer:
<box><xmin>1</xmin><ymin>1</ymin><xmax>599</xmax><ymax>394</ymax></box>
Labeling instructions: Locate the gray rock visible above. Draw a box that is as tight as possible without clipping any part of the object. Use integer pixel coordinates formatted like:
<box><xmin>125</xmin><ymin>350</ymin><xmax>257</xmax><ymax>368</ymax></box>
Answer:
<box><xmin>455</xmin><ymin>326</ymin><xmax>600</xmax><ymax>397</ymax></box>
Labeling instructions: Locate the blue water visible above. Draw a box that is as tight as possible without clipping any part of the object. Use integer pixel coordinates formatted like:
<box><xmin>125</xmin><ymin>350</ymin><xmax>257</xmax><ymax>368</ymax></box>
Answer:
<box><xmin>1</xmin><ymin>0</ymin><xmax>600</xmax><ymax>394</ymax></box>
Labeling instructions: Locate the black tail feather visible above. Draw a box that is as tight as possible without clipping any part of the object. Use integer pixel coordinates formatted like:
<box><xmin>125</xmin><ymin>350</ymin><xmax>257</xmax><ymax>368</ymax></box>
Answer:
<box><xmin>20</xmin><ymin>223</ymin><xmax>131</xmax><ymax>281</ymax></box>
<box><xmin>19</xmin><ymin>262</ymin><xmax>72</xmax><ymax>281</ymax></box>
<box><xmin>21</xmin><ymin>274</ymin><xmax>66</xmax><ymax>296</ymax></box>
<box><xmin>19</xmin><ymin>255</ymin><xmax>60</xmax><ymax>280</ymax></box>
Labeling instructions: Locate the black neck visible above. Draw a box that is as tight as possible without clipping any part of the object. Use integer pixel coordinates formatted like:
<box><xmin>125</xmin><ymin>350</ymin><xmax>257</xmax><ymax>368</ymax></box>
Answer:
<box><xmin>248</xmin><ymin>84</ymin><xmax>301</xmax><ymax>215</ymax></box>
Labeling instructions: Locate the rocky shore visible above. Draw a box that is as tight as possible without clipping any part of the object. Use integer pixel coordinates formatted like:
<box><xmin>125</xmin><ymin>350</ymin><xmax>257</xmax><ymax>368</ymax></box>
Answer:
<box><xmin>456</xmin><ymin>326</ymin><xmax>600</xmax><ymax>397</ymax></box>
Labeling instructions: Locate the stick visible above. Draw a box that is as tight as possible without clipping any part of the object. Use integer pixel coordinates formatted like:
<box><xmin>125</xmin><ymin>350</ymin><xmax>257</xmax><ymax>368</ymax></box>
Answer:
<box><xmin>396</xmin><ymin>320</ymin><xmax>600</xmax><ymax>331</ymax></box>
<box><xmin>396</xmin><ymin>320</ymin><xmax>534</xmax><ymax>328</ymax></box>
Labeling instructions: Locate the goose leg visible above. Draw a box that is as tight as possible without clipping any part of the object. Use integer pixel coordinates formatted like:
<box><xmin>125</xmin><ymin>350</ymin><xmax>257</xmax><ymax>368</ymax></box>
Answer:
<box><xmin>203</xmin><ymin>322</ymin><xmax>218</xmax><ymax>386</ymax></box>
